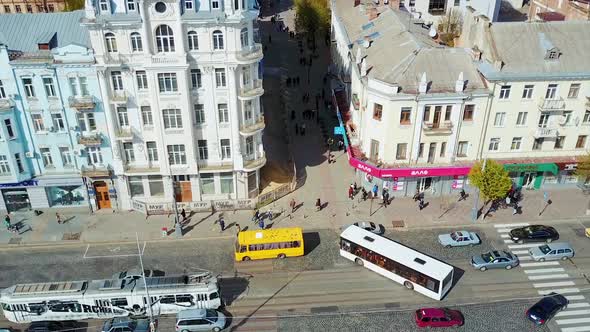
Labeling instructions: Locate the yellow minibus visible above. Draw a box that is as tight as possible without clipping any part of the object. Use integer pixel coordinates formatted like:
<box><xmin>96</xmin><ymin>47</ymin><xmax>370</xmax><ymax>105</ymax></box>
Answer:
<box><xmin>235</xmin><ymin>227</ymin><xmax>304</xmax><ymax>261</ymax></box>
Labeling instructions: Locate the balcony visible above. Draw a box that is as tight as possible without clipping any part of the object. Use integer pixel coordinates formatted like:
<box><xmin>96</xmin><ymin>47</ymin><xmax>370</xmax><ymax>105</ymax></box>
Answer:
<box><xmin>103</xmin><ymin>53</ymin><xmax>130</xmax><ymax>65</ymax></box>
<box><xmin>150</xmin><ymin>55</ymin><xmax>181</xmax><ymax>65</ymax></box>
<box><xmin>77</xmin><ymin>133</ymin><xmax>102</xmax><ymax>146</ymax></box>
<box><xmin>68</xmin><ymin>96</ymin><xmax>96</xmax><ymax>111</ymax></box>
<box><xmin>423</xmin><ymin>120</ymin><xmax>453</xmax><ymax>135</ymax></box>
<box><xmin>115</xmin><ymin>128</ymin><xmax>133</xmax><ymax>140</ymax></box>
<box><xmin>533</xmin><ymin>126</ymin><xmax>559</xmax><ymax>138</ymax></box>
<box><xmin>238</xmin><ymin>79</ymin><xmax>264</xmax><ymax>99</ymax></box>
<box><xmin>352</xmin><ymin>93</ymin><xmax>360</xmax><ymax>110</ymax></box>
<box><xmin>81</xmin><ymin>165</ymin><xmax>111</xmax><ymax>177</ymax></box>
<box><xmin>236</xmin><ymin>43</ymin><xmax>264</xmax><ymax>63</ymax></box>
<box><xmin>197</xmin><ymin>160</ymin><xmax>234</xmax><ymax>171</ymax></box>
<box><xmin>124</xmin><ymin>163</ymin><xmax>160</xmax><ymax>173</ymax></box>
<box><xmin>111</xmin><ymin>91</ymin><xmax>128</xmax><ymax>103</ymax></box>
<box><xmin>239</xmin><ymin>116</ymin><xmax>265</xmax><ymax>135</ymax></box>
<box><xmin>243</xmin><ymin>154</ymin><xmax>266</xmax><ymax>171</ymax></box>
<box><xmin>538</xmin><ymin>97</ymin><xmax>565</xmax><ymax>111</ymax></box>
<box><xmin>0</xmin><ymin>98</ymin><xmax>15</xmax><ymax>111</ymax></box>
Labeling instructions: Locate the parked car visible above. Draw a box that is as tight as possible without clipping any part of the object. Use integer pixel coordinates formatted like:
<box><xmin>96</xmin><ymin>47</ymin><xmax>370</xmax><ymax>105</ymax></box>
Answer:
<box><xmin>509</xmin><ymin>225</ymin><xmax>559</xmax><ymax>244</ymax></box>
<box><xmin>112</xmin><ymin>268</ymin><xmax>164</xmax><ymax>280</ymax></box>
<box><xmin>529</xmin><ymin>243</ymin><xmax>575</xmax><ymax>262</ymax></box>
<box><xmin>526</xmin><ymin>292</ymin><xmax>569</xmax><ymax>325</ymax></box>
<box><xmin>175</xmin><ymin>309</ymin><xmax>226</xmax><ymax>332</ymax></box>
<box><xmin>101</xmin><ymin>317</ymin><xmax>152</xmax><ymax>332</ymax></box>
<box><xmin>438</xmin><ymin>231</ymin><xmax>480</xmax><ymax>248</ymax></box>
<box><xmin>350</xmin><ymin>222</ymin><xmax>385</xmax><ymax>235</ymax></box>
<box><xmin>27</xmin><ymin>321</ymin><xmax>80</xmax><ymax>332</ymax></box>
<box><xmin>414</xmin><ymin>308</ymin><xmax>464</xmax><ymax>328</ymax></box>
<box><xmin>471</xmin><ymin>250</ymin><xmax>519</xmax><ymax>271</ymax></box>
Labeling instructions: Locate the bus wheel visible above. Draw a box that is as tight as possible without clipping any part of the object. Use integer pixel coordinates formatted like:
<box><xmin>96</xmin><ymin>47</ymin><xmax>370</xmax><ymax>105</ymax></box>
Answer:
<box><xmin>278</xmin><ymin>253</ymin><xmax>286</xmax><ymax>259</ymax></box>
<box><xmin>242</xmin><ymin>256</ymin><xmax>251</xmax><ymax>261</ymax></box>
<box><xmin>404</xmin><ymin>281</ymin><xmax>414</xmax><ymax>290</ymax></box>
<box><xmin>355</xmin><ymin>258</ymin><xmax>364</xmax><ymax>266</ymax></box>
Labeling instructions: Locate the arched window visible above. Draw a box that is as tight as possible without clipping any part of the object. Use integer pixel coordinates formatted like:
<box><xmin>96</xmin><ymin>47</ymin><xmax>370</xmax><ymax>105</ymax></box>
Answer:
<box><xmin>130</xmin><ymin>32</ymin><xmax>143</xmax><ymax>52</ymax></box>
<box><xmin>155</xmin><ymin>25</ymin><xmax>175</xmax><ymax>53</ymax></box>
<box><xmin>240</xmin><ymin>28</ymin><xmax>249</xmax><ymax>48</ymax></box>
<box><xmin>187</xmin><ymin>31</ymin><xmax>199</xmax><ymax>51</ymax></box>
<box><xmin>212</xmin><ymin>30</ymin><xmax>224</xmax><ymax>50</ymax></box>
<box><xmin>105</xmin><ymin>33</ymin><xmax>117</xmax><ymax>53</ymax></box>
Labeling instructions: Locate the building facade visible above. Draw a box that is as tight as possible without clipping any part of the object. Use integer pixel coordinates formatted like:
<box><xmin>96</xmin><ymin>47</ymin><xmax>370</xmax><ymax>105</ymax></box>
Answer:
<box><xmin>0</xmin><ymin>11</ymin><xmax>114</xmax><ymax>212</ymax></box>
<box><xmin>529</xmin><ymin>0</ymin><xmax>589</xmax><ymax>21</ymax></box>
<box><xmin>82</xmin><ymin>0</ymin><xmax>265</xmax><ymax>210</ymax></box>
<box><xmin>0</xmin><ymin>0</ymin><xmax>67</xmax><ymax>13</ymax></box>
<box><xmin>401</xmin><ymin>0</ymin><xmax>501</xmax><ymax>26</ymax></box>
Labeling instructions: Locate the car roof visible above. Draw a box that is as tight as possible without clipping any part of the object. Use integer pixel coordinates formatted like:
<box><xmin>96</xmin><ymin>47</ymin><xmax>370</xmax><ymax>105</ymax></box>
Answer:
<box><xmin>541</xmin><ymin>242</ymin><xmax>572</xmax><ymax>250</ymax></box>
<box><xmin>419</xmin><ymin>308</ymin><xmax>446</xmax><ymax>317</ymax></box>
<box><xmin>177</xmin><ymin>309</ymin><xmax>207</xmax><ymax>319</ymax></box>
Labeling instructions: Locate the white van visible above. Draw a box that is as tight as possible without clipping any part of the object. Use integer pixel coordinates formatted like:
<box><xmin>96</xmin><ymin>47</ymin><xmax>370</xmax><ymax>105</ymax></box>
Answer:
<box><xmin>529</xmin><ymin>243</ymin><xmax>574</xmax><ymax>262</ymax></box>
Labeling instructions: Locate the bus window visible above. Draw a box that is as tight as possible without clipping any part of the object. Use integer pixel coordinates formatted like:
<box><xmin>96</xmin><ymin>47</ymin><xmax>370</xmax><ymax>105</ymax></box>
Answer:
<box><xmin>292</xmin><ymin>241</ymin><xmax>300</xmax><ymax>248</ymax></box>
<box><xmin>175</xmin><ymin>294</ymin><xmax>193</xmax><ymax>304</ymax></box>
<box><xmin>1</xmin><ymin>303</ymin><xmax>12</xmax><ymax>311</ymax></box>
<box><xmin>28</xmin><ymin>303</ymin><xmax>46</xmax><ymax>315</ymax></box>
<box><xmin>111</xmin><ymin>298</ymin><xmax>128</xmax><ymax>307</ymax></box>
<box><xmin>209</xmin><ymin>292</ymin><xmax>219</xmax><ymax>300</ymax></box>
<box><xmin>160</xmin><ymin>295</ymin><xmax>175</xmax><ymax>304</ymax></box>
<box><xmin>240</xmin><ymin>245</ymin><xmax>247</xmax><ymax>253</ymax></box>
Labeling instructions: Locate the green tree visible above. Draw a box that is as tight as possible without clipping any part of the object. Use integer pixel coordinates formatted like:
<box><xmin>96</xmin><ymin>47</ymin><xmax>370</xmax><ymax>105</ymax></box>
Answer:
<box><xmin>575</xmin><ymin>152</ymin><xmax>590</xmax><ymax>215</ymax></box>
<box><xmin>437</xmin><ymin>8</ymin><xmax>462</xmax><ymax>47</ymax></box>
<box><xmin>65</xmin><ymin>0</ymin><xmax>85</xmax><ymax>11</ymax></box>
<box><xmin>468</xmin><ymin>160</ymin><xmax>512</xmax><ymax>202</ymax></box>
<box><xmin>294</xmin><ymin>0</ymin><xmax>331</xmax><ymax>37</ymax></box>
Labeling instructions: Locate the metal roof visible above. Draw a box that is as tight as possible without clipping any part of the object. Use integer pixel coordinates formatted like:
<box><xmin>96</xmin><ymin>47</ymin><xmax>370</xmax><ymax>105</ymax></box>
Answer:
<box><xmin>0</xmin><ymin>10</ymin><xmax>89</xmax><ymax>52</ymax></box>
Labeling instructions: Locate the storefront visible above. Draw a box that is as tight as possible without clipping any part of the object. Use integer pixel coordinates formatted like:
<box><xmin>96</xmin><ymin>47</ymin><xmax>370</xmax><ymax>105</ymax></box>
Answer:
<box><xmin>503</xmin><ymin>163</ymin><xmax>558</xmax><ymax>190</ymax></box>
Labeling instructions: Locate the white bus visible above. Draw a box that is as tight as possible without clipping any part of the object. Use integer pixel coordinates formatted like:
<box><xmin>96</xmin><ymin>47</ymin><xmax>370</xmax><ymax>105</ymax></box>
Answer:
<box><xmin>340</xmin><ymin>225</ymin><xmax>454</xmax><ymax>301</ymax></box>
<box><xmin>0</xmin><ymin>272</ymin><xmax>221</xmax><ymax>323</ymax></box>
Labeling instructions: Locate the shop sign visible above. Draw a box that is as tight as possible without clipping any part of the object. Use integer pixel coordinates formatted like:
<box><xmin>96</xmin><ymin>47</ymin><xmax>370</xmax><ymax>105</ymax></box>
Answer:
<box><xmin>349</xmin><ymin>157</ymin><xmax>471</xmax><ymax>178</ymax></box>
<box><xmin>132</xmin><ymin>200</ymin><xmax>147</xmax><ymax>214</ymax></box>
<box><xmin>146</xmin><ymin>203</ymin><xmax>170</xmax><ymax>215</ymax></box>
<box><xmin>0</xmin><ymin>180</ymin><xmax>38</xmax><ymax>188</ymax></box>
<box><xmin>213</xmin><ymin>200</ymin><xmax>236</xmax><ymax>211</ymax></box>
<box><xmin>503</xmin><ymin>163</ymin><xmax>558</xmax><ymax>174</ymax></box>
<box><xmin>177</xmin><ymin>201</ymin><xmax>212</xmax><ymax>212</ymax></box>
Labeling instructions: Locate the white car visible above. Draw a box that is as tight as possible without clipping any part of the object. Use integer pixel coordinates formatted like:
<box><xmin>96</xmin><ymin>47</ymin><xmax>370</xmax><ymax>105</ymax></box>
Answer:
<box><xmin>438</xmin><ymin>231</ymin><xmax>481</xmax><ymax>248</ymax></box>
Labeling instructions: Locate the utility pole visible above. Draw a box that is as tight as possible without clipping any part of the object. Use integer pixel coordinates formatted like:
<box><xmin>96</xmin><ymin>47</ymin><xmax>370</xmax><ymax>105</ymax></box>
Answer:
<box><xmin>471</xmin><ymin>158</ymin><xmax>487</xmax><ymax>222</ymax></box>
<box><xmin>136</xmin><ymin>233</ymin><xmax>156</xmax><ymax>332</ymax></box>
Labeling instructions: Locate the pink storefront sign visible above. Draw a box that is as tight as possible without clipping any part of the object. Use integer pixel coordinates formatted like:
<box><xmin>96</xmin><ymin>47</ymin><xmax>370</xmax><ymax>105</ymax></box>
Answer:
<box><xmin>349</xmin><ymin>156</ymin><xmax>471</xmax><ymax>178</ymax></box>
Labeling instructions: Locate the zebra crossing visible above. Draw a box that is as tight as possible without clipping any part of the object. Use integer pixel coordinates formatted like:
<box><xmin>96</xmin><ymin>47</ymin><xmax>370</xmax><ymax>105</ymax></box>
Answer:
<box><xmin>494</xmin><ymin>223</ymin><xmax>590</xmax><ymax>332</ymax></box>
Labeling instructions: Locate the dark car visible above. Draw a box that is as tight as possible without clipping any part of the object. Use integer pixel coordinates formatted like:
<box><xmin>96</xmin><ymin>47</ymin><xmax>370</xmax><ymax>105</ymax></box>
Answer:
<box><xmin>509</xmin><ymin>225</ymin><xmax>559</xmax><ymax>244</ymax></box>
<box><xmin>27</xmin><ymin>321</ymin><xmax>79</xmax><ymax>332</ymax></box>
<box><xmin>526</xmin><ymin>293</ymin><xmax>568</xmax><ymax>325</ymax></box>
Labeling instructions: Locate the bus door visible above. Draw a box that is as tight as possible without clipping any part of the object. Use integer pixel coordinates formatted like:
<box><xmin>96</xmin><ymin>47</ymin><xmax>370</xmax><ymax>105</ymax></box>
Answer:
<box><xmin>94</xmin><ymin>299</ymin><xmax>111</xmax><ymax>318</ymax></box>
<box><xmin>143</xmin><ymin>296</ymin><xmax>160</xmax><ymax>316</ymax></box>
<box><xmin>195</xmin><ymin>293</ymin><xmax>208</xmax><ymax>309</ymax></box>
<box><xmin>8</xmin><ymin>303</ymin><xmax>28</xmax><ymax>323</ymax></box>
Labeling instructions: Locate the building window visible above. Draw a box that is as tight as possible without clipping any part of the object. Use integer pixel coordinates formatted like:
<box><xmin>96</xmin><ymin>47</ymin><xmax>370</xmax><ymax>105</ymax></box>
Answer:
<box><xmin>212</xmin><ymin>0</ymin><xmax>220</xmax><ymax>8</ymax></box>
<box><xmin>111</xmin><ymin>71</ymin><xmax>123</xmax><ymax>91</ymax></box>
<box><xmin>493</xmin><ymin>112</ymin><xmax>506</xmax><ymax>127</ymax></box>
<box><xmin>220</xmin><ymin>139</ymin><xmax>231</xmax><ymax>159</ymax></box>
<box><xmin>200</xmin><ymin>174</ymin><xmax>215</xmax><ymax>195</ymax></box>
<box><xmin>244</xmin><ymin>101</ymin><xmax>252</xmax><ymax>121</ymax></box>
<box><xmin>562</xmin><ymin>111</ymin><xmax>572</xmax><ymax>126</ymax></box>
<box><xmin>26</xmin><ymin>4</ymin><xmax>32</xmax><ymax>12</ymax></box>
<box><xmin>5</xmin><ymin>119</ymin><xmax>15</xmax><ymax>139</ymax></box>
<box><xmin>59</xmin><ymin>147</ymin><xmax>73</xmax><ymax>167</ymax></box>
<box><xmin>157</xmin><ymin>73</ymin><xmax>178</xmax><ymax>93</ymax></box>
<box><xmin>191</xmin><ymin>69</ymin><xmax>202</xmax><ymax>89</ymax></box>
<box><xmin>37</xmin><ymin>4</ymin><xmax>43</xmax><ymax>11</ymax></box>
<box><xmin>32</xmin><ymin>114</ymin><xmax>45</xmax><ymax>132</ymax></box>
<box><xmin>147</xmin><ymin>141</ymin><xmax>158</xmax><ymax>161</ymax></box>
<box><xmin>373</xmin><ymin>103</ymin><xmax>383</xmax><ymax>121</ymax></box>
<box><xmin>77</xmin><ymin>113</ymin><xmax>96</xmax><ymax>131</ymax></box>
<box><xmin>123</xmin><ymin>142</ymin><xmax>135</xmax><ymax>163</ymax></box>
<box><xmin>510</xmin><ymin>137</ymin><xmax>522</xmax><ymax>150</ymax></box>
<box><xmin>220</xmin><ymin>172</ymin><xmax>234</xmax><ymax>194</ymax></box>
<box><xmin>187</xmin><ymin>31</ymin><xmax>199</xmax><ymax>50</ymax></box>
<box><xmin>185</xmin><ymin>0</ymin><xmax>194</xmax><ymax>9</ymax></box>
<box><xmin>439</xmin><ymin>142</ymin><xmax>446</xmax><ymax>157</ymax></box>
<box><xmin>400</xmin><ymin>108</ymin><xmax>411</xmax><ymax>125</ymax></box>
<box><xmin>15</xmin><ymin>153</ymin><xmax>24</xmax><ymax>173</ymax></box>
<box><xmin>428</xmin><ymin>0</ymin><xmax>446</xmax><ymax>14</ymax></box>
<box><xmin>117</xmin><ymin>107</ymin><xmax>129</xmax><ymax>127</ymax></box>
<box><xmin>130</xmin><ymin>32</ymin><xmax>143</xmax><ymax>52</ymax></box>
<box><xmin>79</xmin><ymin>77</ymin><xmax>89</xmax><ymax>96</ymax></box>
<box><xmin>127</xmin><ymin>0</ymin><xmax>136</xmax><ymax>11</ymax></box>
<box><xmin>162</xmin><ymin>109</ymin><xmax>183</xmax><ymax>129</ymax></box>
<box><xmin>212</xmin><ymin>30</ymin><xmax>224</xmax><ymax>50</ymax></box>
<box><xmin>488</xmin><ymin>138</ymin><xmax>500</xmax><ymax>151</ymax></box>
<box><xmin>194</xmin><ymin>104</ymin><xmax>205</xmax><ymax>124</ymax></box>
<box><xmin>463</xmin><ymin>104</ymin><xmax>474</xmax><ymax>121</ymax></box>
<box><xmin>155</xmin><ymin>25</ymin><xmax>175</xmax><ymax>53</ymax></box>
<box><xmin>218</xmin><ymin>104</ymin><xmax>229</xmax><ymax>123</ymax></box>
<box><xmin>240</xmin><ymin>28</ymin><xmax>249</xmax><ymax>48</ymax></box>
<box><xmin>545</xmin><ymin>84</ymin><xmax>558</xmax><ymax>99</ymax></box>
<box><xmin>522</xmin><ymin>85</ymin><xmax>534</xmax><ymax>99</ymax></box>
<box><xmin>396</xmin><ymin>143</ymin><xmax>407</xmax><ymax>160</ymax></box>
<box><xmin>583</xmin><ymin>110</ymin><xmax>590</xmax><ymax>124</ymax></box>
<box><xmin>215</xmin><ymin>68</ymin><xmax>226</xmax><ymax>87</ymax></box>
<box><xmin>48</xmin><ymin>4</ymin><xmax>54</xmax><ymax>11</ymax></box>
<box><xmin>0</xmin><ymin>80</ymin><xmax>6</xmax><ymax>99</ymax></box>
<box><xmin>516</xmin><ymin>112</ymin><xmax>528</xmax><ymax>126</ymax></box>
<box><xmin>42</xmin><ymin>77</ymin><xmax>56</xmax><ymax>97</ymax></box>
<box><xmin>0</xmin><ymin>155</ymin><xmax>10</xmax><ymax>174</ymax></box>
<box><xmin>129</xmin><ymin>176</ymin><xmax>144</xmax><ymax>197</ymax></box>
<box><xmin>148</xmin><ymin>175</ymin><xmax>164</xmax><ymax>196</ymax></box>
<box><xmin>418</xmin><ymin>143</ymin><xmax>424</xmax><ymax>158</ymax></box>
<box><xmin>576</xmin><ymin>135</ymin><xmax>587</xmax><ymax>149</ymax></box>
<box><xmin>3</xmin><ymin>5</ymin><xmax>11</xmax><ymax>13</ymax></box>
<box><xmin>51</xmin><ymin>113</ymin><xmax>65</xmax><ymax>131</ymax></box>
<box><xmin>68</xmin><ymin>77</ymin><xmax>78</xmax><ymax>96</ymax></box>
<box><xmin>15</xmin><ymin>5</ymin><xmax>21</xmax><ymax>12</ymax></box>
<box><xmin>40</xmin><ymin>148</ymin><xmax>53</xmax><ymax>167</ymax></box>
<box><xmin>99</xmin><ymin>0</ymin><xmax>109</xmax><ymax>11</ymax></box>
<box><xmin>141</xmin><ymin>106</ymin><xmax>153</xmax><ymax>126</ymax></box>
<box><xmin>246</xmin><ymin>136</ymin><xmax>254</xmax><ymax>155</ymax></box>
<box><xmin>423</xmin><ymin>106</ymin><xmax>430</xmax><ymax>122</ymax></box>
<box><xmin>105</xmin><ymin>33</ymin><xmax>117</xmax><ymax>52</ymax></box>
<box><xmin>499</xmin><ymin>85</ymin><xmax>511</xmax><ymax>99</ymax></box>
<box><xmin>444</xmin><ymin>105</ymin><xmax>452</xmax><ymax>121</ymax></box>
<box><xmin>568</xmin><ymin>83</ymin><xmax>580</xmax><ymax>99</ymax></box>
<box><xmin>554</xmin><ymin>136</ymin><xmax>565</xmax><ymax>149</ymax></box>
<box><xmin>87</xmin><ymin>147</ymin><xmax>103</xmax><ymax>165</ymax></box>
<box><xmin>532</xmin><ymin>138</ymin><xmax>544</xmax><ymax>150</ymax></box>
<box><xmin>136</xmin><ymin>71</ymin><xmax>148</xmax><ymax>90</ymax></box>
<box><xmin>242</xmin><ymin>67</ymin><xmax>251</xmax><ymax>86</ymax></box>
<box><xmin>167</xmin><ymin>145</ymin><xmax>186</xmax><ymax>165</ymax></box>
<box><xmin>457</xmin><ymin>141</ymin><xmax>470</xmax><ymax>156</ymax></box>
<box><xmin>197</xmin><ymin>140</ymin><xmax>208</xmax><ymax>160</ymax></box>
<box><xmin>22</xmin><ymin>78</ymin><xmax>35</xmax><ymax>98</ymax></box>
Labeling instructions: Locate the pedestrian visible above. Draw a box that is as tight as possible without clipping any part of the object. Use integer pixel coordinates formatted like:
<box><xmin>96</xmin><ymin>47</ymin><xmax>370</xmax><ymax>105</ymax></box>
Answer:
<box><xmin>512</xmin><ymin>204</ymin><xmax>518</xmax><ymax>215</ymax></box>
<box><xmin>258</xmin><ymin>218</ymin><xmax>265</xmax><ymax>230</ymax></box>
<box><xmin>267</xmin><ymin>208</ymin><xmax>274</xmax><ymax>221</ymax></box>
<box><xmin>235</xmin><ymin>223</ymin><xmax>241</xmax><ymax>233</ymax></box>
<box><xmin>338</xmin><ymin>140</ymin><xmax>344</xmax><ymax>151</ymax></box>
<box><xmin>56</xmin><ymin>212</ymin><xmax>62</xmax><ymax>225</ymax></box>
<box><xmin>384</xmin><ymin>190</ymin><xmax>390</xmax><ymax>207</ymax></box>
<box><xmin>219</xmin><ymin>216</ymin><xmax>225</xmax><ymax>232</ymax></box>
<box><xmin>413</xmin><ymin>190</ymin><xmax>421</xmax><ymax>201</ymax></box>
<box><xmin>353</xmin><ymin>182</ymin><xmax>358</xmax><ymax>194</ymax></box>
<box><xmin>252</xmin><ymin>209</ymin><xmax>260</xmax><ymax>223</ymax></box>
<box><xmin>4</xmin><ymin>214</ymin><xmax>11</xmax><ymax>230</ymax></box>
<box><xmin>180</xmin><ymin>208</ymin><xmax>187</xmax><ymax>222</ymax></box>
<box><xmin>289</xmin><ymin>198</ymin><xmax>296</xmax><ymax>213</ymax></box>
<box><xmin>372</xmin><ymin>184</ymin><xmax>378</xmax><ymax>199</ymax></box>
<box><xmin>419</xmin><ymin>199</ymin><xmax>425</xmax><ymax>211</ymax></box>
<box><xmin>459</xmin><ymin>189</ymin><xmax>466</xmax><ymax>201</ymax></box>
<box><xmin>361</xmin><ymin>188</ymin><xmax>368</xmax><ymax>201</ymax></box>
<box><xmin>348</xmin><ymin>185</ymin><xmax>354</xmax><ymax>200</ymax></box>
<box><xmin>316</xmin><ymin>198</ymin><xmax>322</xmax><ymax>211</ymax></box>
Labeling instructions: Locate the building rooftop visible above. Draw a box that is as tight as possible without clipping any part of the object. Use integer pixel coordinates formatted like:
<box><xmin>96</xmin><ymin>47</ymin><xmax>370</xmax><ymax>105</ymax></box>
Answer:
<box><xmin>0</xmin><ymin>10</ymin><xmax>89</xmax><ymax>53</ymax></box>
<box><xmin>332</xmin><ymin>0</ymin><xmax>487</xmax><ymax>94</ymax></box>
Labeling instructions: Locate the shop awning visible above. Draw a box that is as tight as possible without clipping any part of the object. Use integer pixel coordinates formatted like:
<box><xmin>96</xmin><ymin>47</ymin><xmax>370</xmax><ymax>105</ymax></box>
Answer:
<box><xmin>503</xmin><ymin>163</ymin><xmax>558</xmax><ymax>175</ymax></box>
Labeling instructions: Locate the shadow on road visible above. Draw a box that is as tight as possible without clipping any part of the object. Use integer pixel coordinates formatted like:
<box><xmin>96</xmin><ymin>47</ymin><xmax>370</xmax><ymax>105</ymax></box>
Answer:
<box><xmin>220</xmin><ymin>276</ymin><xmax>251</xmax><ymax>307</ymax></box>
<box><xmin>302</xmin><ymin>232</ymin><xmax>320</xmax><ymax>256</ymax></box>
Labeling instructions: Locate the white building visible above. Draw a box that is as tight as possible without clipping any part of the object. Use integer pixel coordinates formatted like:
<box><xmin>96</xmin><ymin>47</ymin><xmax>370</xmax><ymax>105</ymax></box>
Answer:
<box><xmin>401</xmin><ymin>0</ymin><xmax>501</xmax><ymax>26</ymax></box>
<box><xmin>82</xmin><ymin>0</ymin><xmax>265</xmax><ymax>210</ymax></box>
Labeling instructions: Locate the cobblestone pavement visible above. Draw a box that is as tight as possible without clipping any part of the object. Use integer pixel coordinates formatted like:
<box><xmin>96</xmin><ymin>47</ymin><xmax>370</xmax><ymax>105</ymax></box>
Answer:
<box><xmin>277</xmin><ymin>300</ymin><xmax>550</xmax><ymax>332</ymax></box>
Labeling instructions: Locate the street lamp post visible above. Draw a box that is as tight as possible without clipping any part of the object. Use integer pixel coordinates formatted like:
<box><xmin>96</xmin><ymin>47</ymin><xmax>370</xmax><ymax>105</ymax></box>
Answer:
<box><xmin>135</xmin><ymin>233</ymin><xmax>156</xmax><ymax>332</ymax></box>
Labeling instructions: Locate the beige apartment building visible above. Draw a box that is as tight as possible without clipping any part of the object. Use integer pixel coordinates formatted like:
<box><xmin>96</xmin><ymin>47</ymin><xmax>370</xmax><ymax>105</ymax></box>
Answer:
<box><xmin>0</xmin><ymin>0</ymin><xmax>66</xmax><ymax>13</ymax></box>
<box><xmin>529</xmin><ymin>0</ymin><xmax>590</xmax><ymax>21</ymax></box>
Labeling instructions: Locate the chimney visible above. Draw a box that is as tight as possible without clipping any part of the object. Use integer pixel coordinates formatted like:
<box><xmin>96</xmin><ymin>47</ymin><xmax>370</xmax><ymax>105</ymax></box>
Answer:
<box><xmin>455</xmin><ymin>72</ymin><xmax>465</xmax><ymax>92</ymax></box>
<box><xmin>418</xmin><ymin>72</ymin><xmax>428</xmax><ymax>93</ymax></box>
<box><xmin>361</xmin><ymin>58</ymin><xmax>368</xmax><ymax>76</ymax></box>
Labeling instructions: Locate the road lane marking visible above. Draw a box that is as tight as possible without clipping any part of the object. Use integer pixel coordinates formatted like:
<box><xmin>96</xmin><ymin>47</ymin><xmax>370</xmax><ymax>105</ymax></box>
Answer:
<box><xmin>556</xmin><ymin>317</ymin><xmax>590</xmax><ymax>325</ymax></box>
<box><xmin>508</xmin><ymin>243</ymin><xmax>543</xmax><ymax>249</ymax></box>
<box><xmin>568</xmin><ymin>303</ymin><xmax>590</xmax><ymax>308</ymax></box>
<box><xmin>512</xmin><ymin>250</ymin><xmax>530</xmax><ymax>255</ymax></box>
<box><xmin>565</xmin><ymin>295</ymin><xmax>586</xmax><ymax>301</ymax></box>
<box><xmin>519</xmin><ymin>256</ymin><xmax>532</xmax><ymax>261</ymax></box>
<box><xmin>560</xmin><ymin>327</ymin><xmax>590</xmax><ymax>332</ymax></box>
<box><xmin>524</xmin><ymin>268</ymin><xmax>565</xmax><ymax>274</ymax></box>
<box><xmin>533</xmin><ymin>281</ymin><xmax>576</xmax><ymax>288</ymax></box>
<box><xmin>520</xmin><ymin>261</ymin><xmax>560</xmax><ymax>267</ymax></box>
<box><xmin>500</xmin><ymin>234</ymin><xmax>510</xmax><ymax>238</ymax></box>
<box><xmin>496</xmin><ymin>229</ymin><xmax>513</xmax><ymax>233</ymax></box>
<box><xmin>539</xmin><ymin>288</ymin><xmax>580</xmax><ymax>295</ymax></box>
<box><xmin>494</xmin><ymin>223</ymin><xmax>529</xmax><ymax>228</ymax></box>
<box><xmin>504</xmin><ymin>239</ymin><xmax>514</xmax><ymax>243</ymax></box>
<box><xmin>556</xmin><ymin>309</ymin><xmax>590</xmax><ymax>317</ymax></box>
<box><xmin>528</xmin><ymin>274</ymin><xmax>570</xmax><ymax>281</ymax></box>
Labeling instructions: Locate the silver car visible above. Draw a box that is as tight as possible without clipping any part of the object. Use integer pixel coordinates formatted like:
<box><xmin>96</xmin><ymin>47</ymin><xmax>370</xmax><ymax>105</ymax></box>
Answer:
<box><xmin>438</xmin><ymin>231</ymin><xmax>480</xmax><ymax>248</ymax></box>
<box><xmin>176</xmin><ymin>309</ymin><xmax>226</xmax><ymax>332</ymax></box>
<box><xmin>471</xmin><ymin>250</ymin><xmax>519</xmax><ymax>271</ymax></box>
<box><xmin>529</xmin><ymin>243</ymin><xmax>574</xmax><ymax>262</ymax></box>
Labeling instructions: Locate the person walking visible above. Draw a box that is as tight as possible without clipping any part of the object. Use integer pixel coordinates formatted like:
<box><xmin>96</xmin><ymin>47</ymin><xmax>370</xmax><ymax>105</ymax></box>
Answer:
<box><xmin>458</xmin><ymin>189</ymin><xmax>466</xmax><ymax>201</ymax></box>
<box><xmin>418</xmin><ymin>199</ymin><xmax>425</xmax><ymax>211</ymax></box>
<box><xmin>289</xmin><ymin>198</ymin><xmax>296</xmax><ymax>213</ymax></box>
<box><xmin>4</xmin><ymin>214</ymin><xmax>11</xmax><ymax>230</ymax></box>
<box><xmin>383</xmin><ymin>190</ymin><xmax>390</xmax><ymax>207</ymax></box>
<box><xmin>315</xmin><ymin>198</ymin><xmax>322</xmax><ymax>211</ymax></box>
<box><xmin>372</xmin><ymin>184</ymin><xmax>378</xmax><ymax>199</ymax></box>
<box><xmin>56</xmin><ymin>212</ymin><xmax>63</xmax><ymax>225</ymax></box>
<box><xmin>252</xmin><ymin>209</ymin><xmax>260</xmax><ymax>223</ymax></box>
<box><xmin>219</xmin><ymin>216</ymin><xmax>226</xmax><ymax>232</ymax></box>
<box><xmin>180</xmin><ymin>208</ymin><xmax>187</xmax><ymax>222</ymax></box>
<box><xmin>348</xmin><ymin>185</ymin><xmax>354</xmax><ymax>200</ymax></box>
<box><xmin>413</xmin><ymin>190</ymin><xmax>421</xmax><ymax>202</ymax></box>
<box><xmin>258</xmin><ymin>218</ymin><xmax>265</xmax><ymax>230</ymax></box>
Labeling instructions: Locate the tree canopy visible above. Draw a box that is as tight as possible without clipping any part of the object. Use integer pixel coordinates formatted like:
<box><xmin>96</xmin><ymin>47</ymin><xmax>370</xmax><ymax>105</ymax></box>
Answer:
<box><xmin>294</xmin><ymin>0</ymin><xmax>331</xmax><ymax>35</ymax></box>
<box><xmin>65</xmin><ymin>0</ymin><xmax>85</xmax><ymax>11</ymax></box>
<box><xmin>468</xmin><ymin>160</ymin><xmax>512</xmax><ymax>201</ymax></box>
<box><xmin>575</xmin><ymin>152</ymin><xmax>590</xmax><ymax>184</ymax></box>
